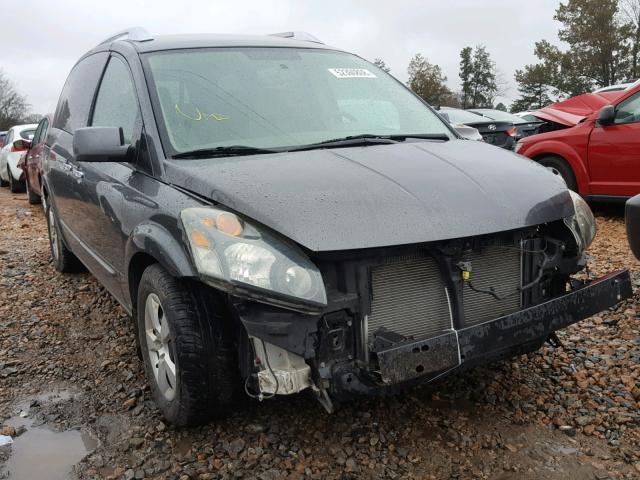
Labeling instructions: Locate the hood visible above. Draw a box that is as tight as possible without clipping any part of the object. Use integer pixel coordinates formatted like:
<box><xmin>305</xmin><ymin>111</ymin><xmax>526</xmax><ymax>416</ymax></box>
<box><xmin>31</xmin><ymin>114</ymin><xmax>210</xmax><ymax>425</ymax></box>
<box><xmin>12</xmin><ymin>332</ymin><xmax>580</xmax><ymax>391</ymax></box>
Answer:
<box><xmin>535</xmin><ymin>91</ymin><xmax>623</xmax><ymax>126</ymax></box>
<box><xmin>164</xmin><ymin>140</ymin><xmax>574</xmax><ymax>252</ymax></box>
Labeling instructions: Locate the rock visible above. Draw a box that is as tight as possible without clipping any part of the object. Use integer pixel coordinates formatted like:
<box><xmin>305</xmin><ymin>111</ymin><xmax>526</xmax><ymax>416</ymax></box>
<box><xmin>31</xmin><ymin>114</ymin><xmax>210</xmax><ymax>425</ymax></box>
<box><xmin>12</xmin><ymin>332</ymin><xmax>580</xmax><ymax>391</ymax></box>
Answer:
<box><xmin>123</xmin><ymin>398</ymin><xmax>137</xmax><ymax>410</ymax></box>
<box><xmin>0</xmin><ymin>426</ymin><xmax>16</xmax><ymax>436</ymax></box>
<box><xmin>129</xmin><ymin>437</ymin><xmax>145</xmax><ymax>448</ymax></box>
<box><xmin>124</xmin><ymin>469</ymin><xmax>136</xmax><ymax>480</ymax></box>
<box><xmin>226</xmin><ymin>438</ymin><xmax>245</xmax><ymax>457</ymax></box>
<box><xmin>559</xmin><ymin>425</ymin><xmax>576</xmax><ymax>437</ymax></box>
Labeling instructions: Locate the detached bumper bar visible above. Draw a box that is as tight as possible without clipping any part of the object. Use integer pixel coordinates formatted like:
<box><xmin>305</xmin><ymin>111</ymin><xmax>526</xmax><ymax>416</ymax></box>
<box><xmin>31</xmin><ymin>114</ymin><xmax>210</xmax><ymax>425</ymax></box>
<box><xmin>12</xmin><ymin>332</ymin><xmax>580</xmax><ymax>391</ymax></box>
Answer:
<box><xmin>374</xmin><ymin>270</ymin><xmax>631</xmax><ymax>385</ymax></box>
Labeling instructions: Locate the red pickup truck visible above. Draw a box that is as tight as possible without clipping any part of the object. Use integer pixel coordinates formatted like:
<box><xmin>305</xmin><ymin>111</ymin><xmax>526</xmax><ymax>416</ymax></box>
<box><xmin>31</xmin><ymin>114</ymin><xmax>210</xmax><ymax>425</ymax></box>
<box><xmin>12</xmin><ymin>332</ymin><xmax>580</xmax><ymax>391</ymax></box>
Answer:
<box><xmin>516</xmin><ymin>81</ymin><xmax>640</xmax><ymax>199</ymax></box>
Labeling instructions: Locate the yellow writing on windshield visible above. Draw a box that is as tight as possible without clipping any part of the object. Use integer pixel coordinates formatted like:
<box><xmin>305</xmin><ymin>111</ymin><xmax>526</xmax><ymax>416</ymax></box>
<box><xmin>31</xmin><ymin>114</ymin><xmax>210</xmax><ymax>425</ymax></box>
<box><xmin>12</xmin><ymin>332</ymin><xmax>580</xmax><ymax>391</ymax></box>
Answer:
<box><xmin>175</xmin><ymin>104</ymin><xmax>229</xmax><ymax>122</ymax></box>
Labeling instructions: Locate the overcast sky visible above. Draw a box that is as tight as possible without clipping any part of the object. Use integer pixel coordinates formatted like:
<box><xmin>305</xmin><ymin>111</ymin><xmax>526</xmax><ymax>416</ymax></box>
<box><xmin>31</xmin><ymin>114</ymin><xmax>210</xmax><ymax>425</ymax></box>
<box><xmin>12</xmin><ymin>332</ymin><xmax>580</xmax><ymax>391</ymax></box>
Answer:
<box><xmin>0</xmin><ymin>0</ymin><xmax>563</xmax><ymax>114</ymax></box>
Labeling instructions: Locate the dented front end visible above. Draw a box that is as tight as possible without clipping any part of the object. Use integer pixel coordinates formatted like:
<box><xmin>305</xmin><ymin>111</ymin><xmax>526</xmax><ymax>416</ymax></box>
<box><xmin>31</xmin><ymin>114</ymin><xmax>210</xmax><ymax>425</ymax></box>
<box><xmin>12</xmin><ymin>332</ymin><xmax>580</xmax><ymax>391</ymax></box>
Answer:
<box><xmin>233</xmin><ymin>219</ymin><xmax>631</xmax><ymax>408</ymax></box>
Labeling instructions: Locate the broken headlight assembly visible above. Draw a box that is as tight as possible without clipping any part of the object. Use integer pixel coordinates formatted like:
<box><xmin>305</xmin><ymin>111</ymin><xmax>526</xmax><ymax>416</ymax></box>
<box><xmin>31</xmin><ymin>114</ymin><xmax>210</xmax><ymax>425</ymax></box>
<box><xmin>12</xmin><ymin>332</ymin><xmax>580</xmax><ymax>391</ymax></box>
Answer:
<box><xmin>564</xmin><ymin>190</ymin><xmax>597</xmax><ymax>252</ymax></box>
<box><xmin>181</xmin><ymin>207</ymin><xmax>327</xmax><ymax>307</ymax></box>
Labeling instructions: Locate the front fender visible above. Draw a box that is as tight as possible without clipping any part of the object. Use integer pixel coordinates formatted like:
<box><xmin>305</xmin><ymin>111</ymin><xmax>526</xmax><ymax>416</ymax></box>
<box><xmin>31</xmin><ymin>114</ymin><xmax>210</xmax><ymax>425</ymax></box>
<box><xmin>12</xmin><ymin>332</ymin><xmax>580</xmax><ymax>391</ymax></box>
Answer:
<box><xmin>522</xmin><ymin>140</ymin><xmax>590</xmax><ymax>195</ymax></box>
<box><xmin>124</xmin><ymin>221</ymin><xmax>197</xmax><ymax>303</ymax></box>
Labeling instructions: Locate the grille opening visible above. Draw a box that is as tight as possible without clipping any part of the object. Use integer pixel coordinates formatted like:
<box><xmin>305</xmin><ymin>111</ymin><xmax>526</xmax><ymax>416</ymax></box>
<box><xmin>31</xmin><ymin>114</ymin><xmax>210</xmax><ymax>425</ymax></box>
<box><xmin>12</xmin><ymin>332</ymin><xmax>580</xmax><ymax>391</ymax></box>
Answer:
<box><xmin>368</xmin><ymin>255</ymin><xmax>452</xmax><ymax>342</ymax></box>
<box><xmin>462</xmin><ymin>245</ymin><xmax>522</xmax><ymax>326</ymax></box>
<box><xmin>367</xmin><ymin>242</ymin><xmax>524</xmax><ymax>345</ymax></box>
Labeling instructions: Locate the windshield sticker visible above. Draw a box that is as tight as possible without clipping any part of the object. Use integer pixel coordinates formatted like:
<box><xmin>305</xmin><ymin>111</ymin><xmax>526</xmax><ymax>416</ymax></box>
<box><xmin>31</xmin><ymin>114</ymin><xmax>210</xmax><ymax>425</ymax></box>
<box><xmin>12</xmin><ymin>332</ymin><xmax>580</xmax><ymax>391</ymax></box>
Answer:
<box><xmin>328</xmin><ymin>68</ymin><xmax>377</xmax><ymax>79</ymax></box>
<box><xmin>175</xmin><ymin>104</ymin><xmax>229</xmax><ymax>122</ymax></box>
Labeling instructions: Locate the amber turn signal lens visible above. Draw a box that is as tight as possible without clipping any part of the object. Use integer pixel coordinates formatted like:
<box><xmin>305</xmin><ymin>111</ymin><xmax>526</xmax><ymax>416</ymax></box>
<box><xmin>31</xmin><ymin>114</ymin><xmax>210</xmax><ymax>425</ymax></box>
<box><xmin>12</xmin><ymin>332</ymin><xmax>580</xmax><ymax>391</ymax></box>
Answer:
<box><xmin>216</xmin><ymin>213</ymin><xmax>243</xmax><ymax>236</ymax></box>
<box><xmin>201</xmin><ymin>217</ymin><xmax>216</xmax><ymax>228</ymax></box>
<box><xmin>191</xmin><ymin>230</ymin><xmax>210</xmax><ymax>248</ymax></box>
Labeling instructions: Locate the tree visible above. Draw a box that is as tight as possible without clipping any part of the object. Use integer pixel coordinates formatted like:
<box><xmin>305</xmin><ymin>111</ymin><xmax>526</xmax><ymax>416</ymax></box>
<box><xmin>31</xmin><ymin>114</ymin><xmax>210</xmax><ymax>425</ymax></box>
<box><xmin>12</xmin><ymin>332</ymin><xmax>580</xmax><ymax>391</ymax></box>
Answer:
<box><xmin>459</xmin><ymin>47</ymin><xmax>474</xmax><ymax>108</ymax></box>
<box><xmin>372</xmin><ymin>58</ymin><xmax>391</xmax><ymax>73</ymax></box>
<box><xmin>511</xmin><ymin>63</ymin><xmax>555</xmax><ymax>112</ymax></box>
<box><xmin>0</xmin><ymin>70</ymin><xmax>29</xmax><ymax>131</ymax></box>
<box><xmin>472</xmin><ymin>46</ymin><xmax>499</xmax><ymax>107</ymax></box>
<box><xmin>407</xmin><ymin>54</ymin><xmax>453</xmax><ymax>105</ymax></box>
<box><xmin>620</xmin><ymin>0</ymin><xmax>640</xmax><ymax>78</ymax></box>
<box><xmin>457</xmin><ymin>45</ymin><xmax>500</xmax><ymax>108</ymax></box>
<box><xmin>554</xmin><ymin>0</ymin><xmax>630</xmax><ymax>87</ymax></box>
<box><xmin>495</xmin><ymin>102</ymin><xmax>507</xmax><ymax>111</ymax></box>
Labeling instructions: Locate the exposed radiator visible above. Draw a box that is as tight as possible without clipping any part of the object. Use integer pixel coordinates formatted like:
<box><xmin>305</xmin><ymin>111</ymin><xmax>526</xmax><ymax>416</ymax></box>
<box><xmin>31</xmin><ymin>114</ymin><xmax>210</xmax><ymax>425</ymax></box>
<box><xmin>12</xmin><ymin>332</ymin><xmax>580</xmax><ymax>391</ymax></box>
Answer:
<box><xmin>367</xmin><ymin>244</ymin><xmax>522</xmax><ymax>343</ymax></box>
<box><xmin>463</xmin><ymin>245</ymin><xmax>522</xmax><ymax>326</ymax></box>
<box><xmin>368</xmin><ymin>255</ymin><xmax>452</xmax><ymax>342</ymax></box>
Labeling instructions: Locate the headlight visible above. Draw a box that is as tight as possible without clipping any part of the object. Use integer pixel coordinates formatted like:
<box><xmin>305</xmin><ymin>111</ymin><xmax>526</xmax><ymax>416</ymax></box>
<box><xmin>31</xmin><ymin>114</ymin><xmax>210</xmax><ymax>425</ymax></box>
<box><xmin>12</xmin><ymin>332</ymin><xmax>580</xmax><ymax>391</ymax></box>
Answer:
<box><xmin>564</xmin><ymin>190</ymin><xmax>596</xmax><ymax>252</ymax></box>
<box><xmin>181</xmin><ymin>207</ymin><xmax>327</xmax><ymax>306</ymax></box>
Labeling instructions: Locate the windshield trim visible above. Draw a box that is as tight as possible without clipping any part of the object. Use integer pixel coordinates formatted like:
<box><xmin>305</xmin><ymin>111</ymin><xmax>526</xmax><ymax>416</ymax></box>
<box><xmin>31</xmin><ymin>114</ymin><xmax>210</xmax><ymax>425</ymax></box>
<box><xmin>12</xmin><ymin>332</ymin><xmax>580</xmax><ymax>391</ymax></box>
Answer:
<box><xmin>141</xmin><ymin>46</ymin><xmax>459</xmax><ymax>159</ymax></box>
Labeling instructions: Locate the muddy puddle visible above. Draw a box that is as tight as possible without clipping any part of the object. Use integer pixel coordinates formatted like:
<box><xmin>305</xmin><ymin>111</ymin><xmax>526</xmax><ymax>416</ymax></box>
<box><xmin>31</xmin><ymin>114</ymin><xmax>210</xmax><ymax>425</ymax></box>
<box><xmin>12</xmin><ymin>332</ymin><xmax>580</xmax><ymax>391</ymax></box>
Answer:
<box><xmin>0</xmin><ymin>390</ymin><xmax>97</xmax><ymax>480</ymax></box>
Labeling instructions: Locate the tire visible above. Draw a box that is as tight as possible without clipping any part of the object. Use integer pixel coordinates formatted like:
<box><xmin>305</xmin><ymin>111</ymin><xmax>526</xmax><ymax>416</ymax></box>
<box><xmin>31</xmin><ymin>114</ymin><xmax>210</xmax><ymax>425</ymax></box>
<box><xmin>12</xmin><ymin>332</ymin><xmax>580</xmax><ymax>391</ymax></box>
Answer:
<box><xmin>0</xmin><ymin>172</ymin><xmax>7</xmax><ymax>187</ymax></box>
<box><xmin>538</xmin><ymin>156</ymin><xmax>577</xmax><ymax>192</ymax></box>
<box><xmin>26</xmin><ymin>179</ymin><xmax>41</xmax><ymax>205</ymax></box>
<box><xmin>136</xmin><ymin>264</ymin><xmax>239</xmax><ymax>426</ymax></box>
<box><xmin>43</xmin><ymin>194</ymin><xmax>84</xmax><ymax>273</ymax></box>
<box><xmin>8</xmin><ymin>166</ymin><xmax>25</xmax><ymax>193</ymax></box>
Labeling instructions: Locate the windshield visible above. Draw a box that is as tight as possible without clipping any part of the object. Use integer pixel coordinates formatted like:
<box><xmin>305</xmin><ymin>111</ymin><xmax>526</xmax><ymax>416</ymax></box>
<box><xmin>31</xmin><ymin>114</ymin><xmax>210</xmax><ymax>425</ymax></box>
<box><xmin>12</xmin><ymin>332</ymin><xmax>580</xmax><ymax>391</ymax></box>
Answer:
<box><xmin>471</xmin><ymin>110</ymin><xmax>526</xmax><ymax>123</ymax></box>
<box><xmin>441</xmin><ymin>109</ymin><xmax>485</xmax><ymax>125</ymax></box>
<box><xmin>143</xmin><ymin>48</ymin><xmax>454</xmax><ymax>154</ymax></box>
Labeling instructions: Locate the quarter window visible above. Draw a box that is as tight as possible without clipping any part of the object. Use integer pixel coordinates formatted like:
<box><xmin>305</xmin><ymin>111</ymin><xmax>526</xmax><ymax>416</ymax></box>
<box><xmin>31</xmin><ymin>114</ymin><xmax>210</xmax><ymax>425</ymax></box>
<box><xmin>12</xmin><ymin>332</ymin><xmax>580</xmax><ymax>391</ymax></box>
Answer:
<box><xmin>614</xmin><ymin>92</ymin><xmax>640</xmax><ymax>125</ymax></box>
<box><xmin>91</xmin><ymin>56</ymin><xmax>139</xmax><ymax>143</ymax></box>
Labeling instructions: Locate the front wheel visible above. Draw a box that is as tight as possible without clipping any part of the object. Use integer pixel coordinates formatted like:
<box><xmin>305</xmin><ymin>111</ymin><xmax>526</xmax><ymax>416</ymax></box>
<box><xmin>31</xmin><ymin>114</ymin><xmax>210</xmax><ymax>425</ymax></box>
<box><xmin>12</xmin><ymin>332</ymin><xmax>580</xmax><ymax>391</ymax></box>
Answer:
<box><xmin>538</xmin><ymin>156</ymin><xmax>577</xmax><ymax>192</ymax></box>
<box><xmin>136</xmin><ymin>264</ymin><xmax>239</xmax><ymax>426</ymax></box>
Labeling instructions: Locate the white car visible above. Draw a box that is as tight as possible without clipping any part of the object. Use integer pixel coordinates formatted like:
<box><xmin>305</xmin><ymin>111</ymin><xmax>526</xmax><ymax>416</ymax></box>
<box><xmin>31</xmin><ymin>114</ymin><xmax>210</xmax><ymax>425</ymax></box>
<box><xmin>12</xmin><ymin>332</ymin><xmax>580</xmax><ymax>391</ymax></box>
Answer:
<box><xmin>0</xmin><ymin>123</ymin><xmax>37</xmax><ymax>192</ymax></box>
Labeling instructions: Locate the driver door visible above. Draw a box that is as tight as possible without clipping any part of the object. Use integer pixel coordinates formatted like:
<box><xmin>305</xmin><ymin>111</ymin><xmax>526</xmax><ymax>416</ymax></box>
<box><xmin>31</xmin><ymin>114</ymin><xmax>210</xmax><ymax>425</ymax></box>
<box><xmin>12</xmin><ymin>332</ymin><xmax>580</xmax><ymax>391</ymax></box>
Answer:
<box><xmin>588</xmin><ymin>91</ymin><xmax>640</xmax><ymax>196</ymax></box>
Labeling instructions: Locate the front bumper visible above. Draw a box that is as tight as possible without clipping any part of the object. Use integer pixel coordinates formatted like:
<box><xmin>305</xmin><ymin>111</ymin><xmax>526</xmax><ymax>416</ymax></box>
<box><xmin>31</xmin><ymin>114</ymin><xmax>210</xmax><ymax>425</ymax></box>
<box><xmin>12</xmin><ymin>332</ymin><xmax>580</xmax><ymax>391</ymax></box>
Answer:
<box><xmin>337</xmin><ymin>269</ymin><xmax>631</xmax><ymax>393</ymax></box>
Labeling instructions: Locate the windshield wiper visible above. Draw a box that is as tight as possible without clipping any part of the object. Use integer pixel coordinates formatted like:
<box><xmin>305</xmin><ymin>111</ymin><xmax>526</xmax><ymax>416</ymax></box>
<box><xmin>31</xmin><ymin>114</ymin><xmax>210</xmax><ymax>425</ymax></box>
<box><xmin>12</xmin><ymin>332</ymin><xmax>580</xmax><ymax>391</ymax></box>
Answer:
<box><xmin>172</xmin><ymin>145</ymin><xmax>279</xmax><ymax>159</ymax></box>
<box><xmin>289</xmin><ymin>133</ymin><xmax>451</xmax><ymax>151</ymax></box>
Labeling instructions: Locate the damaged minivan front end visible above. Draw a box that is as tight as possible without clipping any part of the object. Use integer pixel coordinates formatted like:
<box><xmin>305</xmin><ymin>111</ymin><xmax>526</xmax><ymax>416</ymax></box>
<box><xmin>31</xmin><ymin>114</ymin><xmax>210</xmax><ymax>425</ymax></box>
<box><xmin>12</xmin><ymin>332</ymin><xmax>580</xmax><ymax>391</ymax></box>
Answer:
<box><xmin>177</xmin><ymin>173</ymin><xmax>631</xmax><ymax>411</ymax></box>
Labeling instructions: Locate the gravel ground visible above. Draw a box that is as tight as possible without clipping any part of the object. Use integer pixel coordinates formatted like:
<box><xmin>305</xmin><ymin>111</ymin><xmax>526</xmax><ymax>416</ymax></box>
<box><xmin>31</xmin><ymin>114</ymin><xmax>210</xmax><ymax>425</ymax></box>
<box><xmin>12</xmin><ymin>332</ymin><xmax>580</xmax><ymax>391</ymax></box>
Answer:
<box><xmin>1</xmin><ymin>187</ymin><xmax>640</xmax><ymax>480</ymax></box>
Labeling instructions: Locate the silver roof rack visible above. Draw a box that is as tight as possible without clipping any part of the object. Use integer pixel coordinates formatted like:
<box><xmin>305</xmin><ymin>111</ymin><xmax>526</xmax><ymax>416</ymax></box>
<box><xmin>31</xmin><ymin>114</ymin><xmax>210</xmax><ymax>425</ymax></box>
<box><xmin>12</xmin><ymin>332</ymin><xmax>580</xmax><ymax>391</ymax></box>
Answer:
<box><xmin>269</xmin><ymin>31</ymin><xmax>324</xmax><ymax>44</ymax></box>
<box><xmin>97</xmin><ymin>27</ymin><xmax>153</xmax><ymax>46</ymax></box>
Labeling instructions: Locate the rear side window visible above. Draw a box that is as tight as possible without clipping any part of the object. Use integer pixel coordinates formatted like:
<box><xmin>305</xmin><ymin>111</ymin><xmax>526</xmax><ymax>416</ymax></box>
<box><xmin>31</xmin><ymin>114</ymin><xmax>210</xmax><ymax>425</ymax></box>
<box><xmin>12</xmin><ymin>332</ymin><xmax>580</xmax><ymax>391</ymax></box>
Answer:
<box><xmin>91</xmin><ymin>56</ymin><xmax>139</xmax><ymax>143</ymax></box>
<box><xmin>54</xmin><ymin>52</ymin><xmax>109</xmax><ymax>133</ymax></box>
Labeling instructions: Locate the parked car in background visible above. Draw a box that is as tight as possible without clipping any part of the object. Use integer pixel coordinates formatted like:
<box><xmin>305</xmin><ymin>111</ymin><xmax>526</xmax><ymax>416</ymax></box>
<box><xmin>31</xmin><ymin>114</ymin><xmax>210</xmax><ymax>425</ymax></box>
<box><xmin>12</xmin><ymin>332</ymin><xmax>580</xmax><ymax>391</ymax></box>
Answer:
<box><xmin>446</xmin><ymin>122</ymin><xmax>483</xmax><ymax>141</ymax></box>
<box><xmin>438</xmin><ymin>107</ymin><xmax>517</xmax><ymax>149</ymax></box>
<box><xmin>17</xmin><ymin>115</ymin><xmax>52</xmax><ymax>204</ymax></box>
<box><xmin>469</xmin><ymin>108</ymin><xmax>544</xmax><ymax>140</ymax></box>
<box><xmin>516</xmin><ymin>82</ymin><xmax>640</xmax><ymax>197</ymax></box>
<box><xmin>0</xmin><ymin>123</ymin><xmax>37</xmax><ymax>192</ymax></box>
<box><xmin>0</xmin><ymin>131</ymin><xmax>7</xmax><ymax>148</ymax></box>
<box><xmin>42</xmin><ymin>28</ymin><xmax>630</xmax><ymax>426</ymax></box>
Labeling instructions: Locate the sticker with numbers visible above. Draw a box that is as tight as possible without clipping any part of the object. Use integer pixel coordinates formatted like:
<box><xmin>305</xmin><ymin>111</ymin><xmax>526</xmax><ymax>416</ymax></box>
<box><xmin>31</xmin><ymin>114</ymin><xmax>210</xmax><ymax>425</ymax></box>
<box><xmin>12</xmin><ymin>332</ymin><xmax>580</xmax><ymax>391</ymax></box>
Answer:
<box><xmin>328</xmin><ymin>68</ymin><xmax>377</xmax><ymax>79</ymax></box>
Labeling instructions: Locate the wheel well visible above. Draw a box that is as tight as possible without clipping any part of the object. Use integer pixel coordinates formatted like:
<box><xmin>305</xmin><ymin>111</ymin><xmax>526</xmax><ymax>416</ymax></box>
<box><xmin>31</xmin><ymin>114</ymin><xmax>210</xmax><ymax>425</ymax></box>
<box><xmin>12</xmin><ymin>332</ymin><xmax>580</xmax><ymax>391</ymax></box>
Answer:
<box><xmin>128</xmin><ymin>252</ymin><xmax>159</xmax><ymax>311</ymax></box>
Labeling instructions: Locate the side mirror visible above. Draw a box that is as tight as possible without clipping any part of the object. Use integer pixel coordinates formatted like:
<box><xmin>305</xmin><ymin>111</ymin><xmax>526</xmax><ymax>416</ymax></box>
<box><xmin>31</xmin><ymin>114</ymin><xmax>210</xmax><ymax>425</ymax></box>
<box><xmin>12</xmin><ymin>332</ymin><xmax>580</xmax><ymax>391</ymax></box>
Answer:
<box><xmin>13</xmin><ymin>139</ymin><xmax>31</xmax><ymax>151</ymax></box>
<box><xmin>73</xmin><ymin>127</ymin><xmax>131</xmax><ymax>162</ymax></box>
<box><xmin>597</xmin><ymin>105</ymin><xmax>616</xmax><ymax>126</ymax></box>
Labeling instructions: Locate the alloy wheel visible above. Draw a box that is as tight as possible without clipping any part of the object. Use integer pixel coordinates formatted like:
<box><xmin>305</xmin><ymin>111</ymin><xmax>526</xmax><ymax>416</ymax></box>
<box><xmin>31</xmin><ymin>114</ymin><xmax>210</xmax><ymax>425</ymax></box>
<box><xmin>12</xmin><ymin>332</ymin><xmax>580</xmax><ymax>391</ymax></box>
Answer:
<box><xmin>144</xmin><ymin>293</ymin><xmax>177</xmax><ymax>401</ymax></box>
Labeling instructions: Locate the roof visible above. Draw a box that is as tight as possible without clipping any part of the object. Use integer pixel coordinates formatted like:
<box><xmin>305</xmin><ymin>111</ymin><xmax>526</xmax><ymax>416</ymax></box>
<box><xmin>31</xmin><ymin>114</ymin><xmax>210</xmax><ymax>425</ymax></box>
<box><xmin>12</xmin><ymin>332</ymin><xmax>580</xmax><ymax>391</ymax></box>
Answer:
<box><xmin>123</xmin><ymin>33</ymin><xmax>340</xmax><ymax>53</ymax></box>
